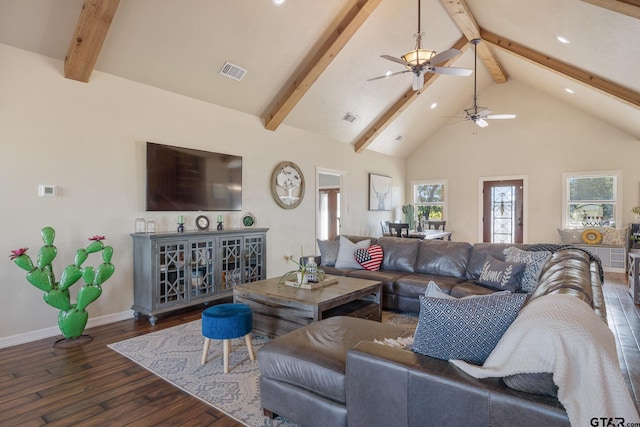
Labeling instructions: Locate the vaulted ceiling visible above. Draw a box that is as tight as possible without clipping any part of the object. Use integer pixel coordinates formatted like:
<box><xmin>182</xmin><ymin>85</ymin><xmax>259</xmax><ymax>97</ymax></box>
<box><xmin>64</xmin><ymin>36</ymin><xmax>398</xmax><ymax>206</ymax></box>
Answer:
<box><xmin>0</xmin><ymin>0</ymin><xmax>638</xmax><ymax>158</ymax></box>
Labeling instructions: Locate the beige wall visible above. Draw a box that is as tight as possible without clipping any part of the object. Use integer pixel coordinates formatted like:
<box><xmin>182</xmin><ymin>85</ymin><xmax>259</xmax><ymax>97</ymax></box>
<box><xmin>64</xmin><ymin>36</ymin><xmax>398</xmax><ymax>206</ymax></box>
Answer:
<box><xmin>0</xmin><ymin>43</ymin><xmax>405</xmax><ymax>343</ymax></box>
<box><xmin>406</xmin><ymin>80</ymin><xmax>640</xmax><ymax>243</ymax></box>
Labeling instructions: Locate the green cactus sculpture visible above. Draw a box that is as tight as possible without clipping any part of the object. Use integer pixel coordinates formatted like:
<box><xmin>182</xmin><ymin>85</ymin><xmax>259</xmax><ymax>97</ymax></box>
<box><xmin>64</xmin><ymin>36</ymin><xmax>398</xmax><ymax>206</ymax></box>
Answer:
<box><xmin>10</xmin><ymin>226</ymin><xmax>115</xmax><ymax>341</ymax></box>
<box><xmin>402</xmin><ymin>204</ymin><xmax>415</xmax><ymax>230</ymax></box>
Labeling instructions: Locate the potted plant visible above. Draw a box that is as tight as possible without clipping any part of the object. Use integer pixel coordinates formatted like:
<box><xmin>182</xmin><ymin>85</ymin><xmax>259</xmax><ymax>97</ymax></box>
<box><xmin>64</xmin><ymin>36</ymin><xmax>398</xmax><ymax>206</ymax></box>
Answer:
<box><xmin>633</xmin><ymin>206</ymin><xmax>640</xmax><ymax>221</ymax></box>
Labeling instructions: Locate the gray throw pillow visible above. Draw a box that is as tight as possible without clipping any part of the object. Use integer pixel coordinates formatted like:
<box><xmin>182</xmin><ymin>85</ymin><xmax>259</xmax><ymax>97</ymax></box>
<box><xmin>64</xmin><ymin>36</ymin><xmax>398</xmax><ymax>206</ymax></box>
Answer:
<box><xmin>504</xmin><ymin>247</ymin><xmax>551</xmax><ymax>293</ymax></box>
<box><xmin>476</xmin><ymin>255</ymin><xmax>526</xmax><ymax>292</ymax></box>
<box><xmin>317</xmin><ymin>239</ymin><xmax>339</xmax><ymax>266</ymax></box>
<box><xmin>334</xmin><ymin>236</ymin><xmax>370</xmax><ymax>270</ymax></box>
<box><xmin>412</xmin><ymin>292</ymin><xmax>527</xmax><ymax>364</ymax></box>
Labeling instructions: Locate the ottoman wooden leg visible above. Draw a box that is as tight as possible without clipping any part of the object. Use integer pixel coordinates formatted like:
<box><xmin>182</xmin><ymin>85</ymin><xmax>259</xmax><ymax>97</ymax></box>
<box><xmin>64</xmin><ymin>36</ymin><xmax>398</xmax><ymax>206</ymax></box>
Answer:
<box><xmin>245</xmin><ymin>333</ymin><xmax>255</xmax><ymax>361</ymax></box>
<box><xmin>201</xmin><ymin>337</ymin><xmax>211</xmax><ymax>365</ymax></box>
<box><xmin>223</xmin><ymin>339</ymin><xmax>230</xmax><ymax>373</ymax></box>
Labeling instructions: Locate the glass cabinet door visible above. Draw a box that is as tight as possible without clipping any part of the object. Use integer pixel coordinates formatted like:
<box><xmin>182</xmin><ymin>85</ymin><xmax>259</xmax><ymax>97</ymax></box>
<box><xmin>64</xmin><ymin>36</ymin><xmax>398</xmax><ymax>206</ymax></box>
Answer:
<box><xmin>244</xmin><ymin>234</ymin><xmax>265</xmax><ymax>282</ymax></box>
<box><xmin>220</xmin><ymin>236</ymin><xmax>243</xmax><ymax>289</ymax></box>
<box><xmin>190</xmin><ymin>239</ymin><xmax>216</xmax><ymax>299</ymax></box>
<box><xmin>157</xmin><ymin>241</ymin><xmax>187</xmax><ymax>306</ymax></box>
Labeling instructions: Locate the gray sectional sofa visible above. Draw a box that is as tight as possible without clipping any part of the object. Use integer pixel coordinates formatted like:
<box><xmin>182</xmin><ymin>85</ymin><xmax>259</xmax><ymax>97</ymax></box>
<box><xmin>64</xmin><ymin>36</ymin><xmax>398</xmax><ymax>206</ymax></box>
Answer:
<box><xmin>258</xmin><ymin>237</ymin><xmax>614</xmax><ymax>427</ymax></box>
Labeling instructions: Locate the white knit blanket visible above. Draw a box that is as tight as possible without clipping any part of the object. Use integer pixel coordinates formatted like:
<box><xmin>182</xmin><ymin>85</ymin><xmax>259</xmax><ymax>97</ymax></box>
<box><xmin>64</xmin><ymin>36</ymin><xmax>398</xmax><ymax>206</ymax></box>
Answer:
<box><xmin>450</xmin><ymin>294</ymin><xmax>639</xmax><ymax>427</ymax></box>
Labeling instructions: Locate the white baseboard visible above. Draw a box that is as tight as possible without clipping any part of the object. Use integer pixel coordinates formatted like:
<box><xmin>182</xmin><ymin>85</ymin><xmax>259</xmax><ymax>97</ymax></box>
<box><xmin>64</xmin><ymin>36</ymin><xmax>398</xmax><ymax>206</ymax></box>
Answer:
<box><xmin>0</xmin><ymin>310</ymin><xmax>133</xmax><ymax>349</ymax></box>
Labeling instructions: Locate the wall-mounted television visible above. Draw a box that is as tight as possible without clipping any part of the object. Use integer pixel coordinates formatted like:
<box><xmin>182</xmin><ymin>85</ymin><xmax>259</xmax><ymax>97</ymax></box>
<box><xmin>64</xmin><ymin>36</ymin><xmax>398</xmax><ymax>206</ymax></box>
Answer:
<box><xmin>146</xmin><ymin>142</ymin><xmax>242</xmax><ymax>211</ymax></box>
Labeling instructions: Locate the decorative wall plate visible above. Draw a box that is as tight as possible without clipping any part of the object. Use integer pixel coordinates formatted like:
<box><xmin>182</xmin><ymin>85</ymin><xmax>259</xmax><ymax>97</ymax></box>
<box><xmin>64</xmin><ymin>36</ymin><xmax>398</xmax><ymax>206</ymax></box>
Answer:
<box><xmin>195</xmin><ymin>215</ymin><xmax>210</xmax><ymax>231</ymax></box>
<box><xmin>241</xmin><ymin>212</ymin><xmax>256</xmax><ymax>227</ymax></box>
<box><xmin>271</xmin><ymin>161</ymin><xmax>305</xmax><ymax>209</ymax></box>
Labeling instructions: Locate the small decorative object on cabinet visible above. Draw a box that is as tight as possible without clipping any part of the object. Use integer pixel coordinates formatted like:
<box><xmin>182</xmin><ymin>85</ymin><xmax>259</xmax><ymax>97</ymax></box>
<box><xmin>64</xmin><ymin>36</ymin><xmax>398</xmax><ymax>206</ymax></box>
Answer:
<box><xmin>195</xmin><ymin>215</ymin><xmax>209</xmax><ymax>231</ymax></box>
<box><xmin>242</xmin><ymin>212</ymin><xmax>256</xmax><ymax>227</ymax></box>
<box><xmin>131</xmin><ymin>228</ymin><xmax>268</xmax><ymax>325</ymax></box>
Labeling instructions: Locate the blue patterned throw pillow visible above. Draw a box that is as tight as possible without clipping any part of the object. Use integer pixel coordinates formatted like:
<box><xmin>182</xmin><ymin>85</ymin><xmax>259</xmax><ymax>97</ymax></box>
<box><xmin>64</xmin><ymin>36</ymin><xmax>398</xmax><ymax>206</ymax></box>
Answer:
<box><xmin>412</xmin><ymin>292</ymin><xmax>527</xmax><ymax>364</ymax></box>
<box><xmin>504</xmin><ymin>247</ymin><xmax>551</xmax><ymax>293</ymax></box>
<box><xmin>476</xmin><ymin>255</ymin><xmax>526</xmax><ymax>292</ymax></box>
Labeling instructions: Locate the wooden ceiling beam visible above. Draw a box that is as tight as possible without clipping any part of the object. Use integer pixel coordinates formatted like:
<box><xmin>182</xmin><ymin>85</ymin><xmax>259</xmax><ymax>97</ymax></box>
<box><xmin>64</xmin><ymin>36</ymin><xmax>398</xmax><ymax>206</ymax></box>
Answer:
<box><xmin>439</xmin><ymin>0</ymin><xmax>508</xmax><ymax>83</ymax></box>
<box><xmin>354</xmin><ymin>37</ymin><xmax>470</xmax><ymax>153</ymax></box>
<box><xmin>481</xmin><ymin>29</ymin><xmax>640</xmax><ymax>109</ymax></box>
<box><xmin>580</xmin><ymin>0</ymin><xmax>640</xmax><ymax>20</ymax></box>
<box><xmin>263</xmin><ymin>0</ymin><xmax>382</xmax><ymax>131</ymax></box>
<box><xmin>64</xmin><ymin>0</ymin><xmax>120</xmax><ymax>83</ymax></box>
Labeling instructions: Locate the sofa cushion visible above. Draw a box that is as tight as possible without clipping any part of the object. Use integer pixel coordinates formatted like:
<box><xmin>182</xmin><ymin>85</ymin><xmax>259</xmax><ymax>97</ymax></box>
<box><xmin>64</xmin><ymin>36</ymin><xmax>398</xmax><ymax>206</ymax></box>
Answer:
<box><xmin>412</xmin><ymin>291</ymin><xmax>527</xmax><ymax>364</ymax></box>
<box><xmin>476</xmin><ymin>255</ymin><xmax>526</xmax><ymax>292</ymax></box>
<box><xmin>394</xmin><ymin>274</ymin><xmax>463</xmax><ymax>298</ymax></box>
<box><xmin>335</xmin><ymin>236</ymin><xmax>370</xmax><ymax>270</ymax></box>
<box><xmin>504</xmin><ymin>246</ymin><xmax>551</xmax><ymax>293</ymax></box>
<box><xmin>557</xmin><ymin>228</ymin><xmax>583</xmax><ymax>244</ymax></box>
<box><xmin>258</xmin><ymin>316</ymin><xmax>412</xmax><ymax>404</ymax></box>
<box><xmin>354</xmin><ymin>245</ymin><xmax>383</xmax><ymax>271</ymax></box>
<box><xmin>378</xmin><ymin>237</ymin><xmax>420</xmax><ymax>273</ymax></box>
<box><xmin>414</xmin><ymin>240</ymin><xmax>472</xmax><ymax>279</ymax></box>
<box><xmin>345</xmin><ymin>269</ymin><xmax>408</xmax><ymax>294</ymax></box>
<box><xmin>449</xmin><ymin>281</ymin><xmax>498</xmax><ymax>298</ymax></box>
<box><xmin>317</xmin><ymin>239</ymin><xmax>340</xmax><ymax>267</ymax></box>
<box><xmin>466</xmin><ymin>243</ymin><xmax>529</xmax><ymax>280</ymax></box>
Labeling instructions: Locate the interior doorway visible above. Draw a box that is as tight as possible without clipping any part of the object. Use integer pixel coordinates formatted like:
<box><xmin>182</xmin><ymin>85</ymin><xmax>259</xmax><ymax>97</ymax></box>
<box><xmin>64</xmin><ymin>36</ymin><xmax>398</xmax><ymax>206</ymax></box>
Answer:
<box><xmin>317</xmin><ymin>168</ymin><xmax>346</xmax><ymax>241</ymax></box>
<box><xmin>480</xmin><ymin>177</ymin><xmax>526</xmax><ymax>243</ymax></box>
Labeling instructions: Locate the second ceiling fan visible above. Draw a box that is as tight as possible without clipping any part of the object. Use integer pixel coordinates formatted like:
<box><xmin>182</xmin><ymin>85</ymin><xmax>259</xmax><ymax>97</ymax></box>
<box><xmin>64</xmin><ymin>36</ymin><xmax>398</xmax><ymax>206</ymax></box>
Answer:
<box><xmin>368</xmin><ymin>0</ymin><xmax>473</xmax><ymax>91</ymax></box>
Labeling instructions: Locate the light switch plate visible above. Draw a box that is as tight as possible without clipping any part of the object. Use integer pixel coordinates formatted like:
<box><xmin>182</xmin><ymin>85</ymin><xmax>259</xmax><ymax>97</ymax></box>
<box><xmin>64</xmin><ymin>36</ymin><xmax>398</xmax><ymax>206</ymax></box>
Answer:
<box><xmin>38</xmin><ymin>184</ymin><xmax>57</xmax><ymax>197</ymax></box>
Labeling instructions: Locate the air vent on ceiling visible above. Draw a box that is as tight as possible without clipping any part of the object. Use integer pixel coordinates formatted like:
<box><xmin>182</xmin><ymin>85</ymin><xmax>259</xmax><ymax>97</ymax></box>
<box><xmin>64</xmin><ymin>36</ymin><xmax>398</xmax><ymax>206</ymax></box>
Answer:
<box><xmin>342</xmin><ymin>112</ymin><xmax>358</xmax><ymax>123</ymax></box>
<box><xmin>219</xmin><ymin>61</ymin><xmax>247</xmax><ymax>81</ymax></box>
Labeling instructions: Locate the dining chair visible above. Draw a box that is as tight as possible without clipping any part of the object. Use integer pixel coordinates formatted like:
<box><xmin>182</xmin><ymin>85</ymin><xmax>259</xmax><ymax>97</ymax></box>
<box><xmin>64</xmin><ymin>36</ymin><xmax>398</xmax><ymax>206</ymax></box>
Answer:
<box><xmin>427</xmin><ymin>220</ymin><xmax>446</xmax><ymax>231</ymax></box>
<box><xmin>388</xmin><ymin>223</ymin><xmax>410</xmax><ymax>238</ymax></box>
<box><xmin>380</xmin><ymin>221</ymin><xmax>391</xmax><ymax>236</ymax></box>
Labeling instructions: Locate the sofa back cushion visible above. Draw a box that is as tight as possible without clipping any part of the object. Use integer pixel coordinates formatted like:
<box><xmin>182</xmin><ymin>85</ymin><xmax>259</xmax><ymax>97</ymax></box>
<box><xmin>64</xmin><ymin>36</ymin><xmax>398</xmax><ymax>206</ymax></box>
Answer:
<box><xmin>466</xmin><ymin>243</ymin><xmax>529</xmax><ymax>280</ymax></box>
<box><xmin>378</xmin><ymin>237</ymin><xmax>420</xmax><ymax>273</ymax></box>
<box><xmin>414</xmin><ymin>240</ymin><xmax>472</xmax><ymax>279</ymax></box>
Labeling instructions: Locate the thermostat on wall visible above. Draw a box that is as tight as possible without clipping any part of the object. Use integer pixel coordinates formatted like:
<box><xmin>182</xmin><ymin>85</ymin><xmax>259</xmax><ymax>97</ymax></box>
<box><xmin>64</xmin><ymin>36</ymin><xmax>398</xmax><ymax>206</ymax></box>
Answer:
<box><xmin>38</xmin><ymin>185</ymin><xmax>58</xmax><ymax>197</ymax></box>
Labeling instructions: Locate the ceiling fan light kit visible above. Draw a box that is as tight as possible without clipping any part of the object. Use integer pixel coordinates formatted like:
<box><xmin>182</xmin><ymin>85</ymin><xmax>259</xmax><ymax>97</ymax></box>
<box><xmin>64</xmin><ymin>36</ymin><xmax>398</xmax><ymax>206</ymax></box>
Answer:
<box><xmin>367</xmin><ymin>0</ymin><xmax>472</xmax><ymax>91</ymax></box>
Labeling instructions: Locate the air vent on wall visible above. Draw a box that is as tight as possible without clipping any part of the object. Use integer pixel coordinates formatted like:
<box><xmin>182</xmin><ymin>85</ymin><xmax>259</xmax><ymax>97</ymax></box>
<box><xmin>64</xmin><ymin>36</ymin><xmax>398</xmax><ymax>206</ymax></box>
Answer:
<box><xmin>219</xmin><ymin>61</ymin><xmax>247</xmax><ymax>81</ymax></box>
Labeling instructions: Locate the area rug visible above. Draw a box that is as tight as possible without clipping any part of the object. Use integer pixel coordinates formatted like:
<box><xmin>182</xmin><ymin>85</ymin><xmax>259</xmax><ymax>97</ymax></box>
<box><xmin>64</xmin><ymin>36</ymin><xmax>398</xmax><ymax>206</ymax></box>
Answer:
<box><xmin>107</xmin><ymin>311</ymin><xmax>417</xmax><ymax>427</ymax></box>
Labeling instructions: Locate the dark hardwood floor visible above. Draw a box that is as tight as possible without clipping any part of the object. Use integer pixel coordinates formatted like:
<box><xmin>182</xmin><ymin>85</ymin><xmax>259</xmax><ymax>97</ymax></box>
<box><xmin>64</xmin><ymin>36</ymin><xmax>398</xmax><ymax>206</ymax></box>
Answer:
<box><xmin>1</xmin><ymin>273</ymin><xmax>638</xmax><ymax>426</ymax></box>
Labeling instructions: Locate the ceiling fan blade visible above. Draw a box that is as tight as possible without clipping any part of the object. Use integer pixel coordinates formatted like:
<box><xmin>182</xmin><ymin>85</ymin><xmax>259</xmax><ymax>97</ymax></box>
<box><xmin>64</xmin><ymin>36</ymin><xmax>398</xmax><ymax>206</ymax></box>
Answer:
<box><xmin>431</xmin><ymin>66</ymin><xmax>473</xmax><ymax>76</ymax></box>
<box><xmin>476</xmin><ymin>118</ymin><xmax>489</xmax><ymax>128</ymax></box>
<box><xmin>412</xmin><ymin>70</ymin><xmax>425</xmax><ymax>91</ymax></box>
<box><xmin>427</xmin><ymin>48</ymin><xmax>462</xmax><ymax>65</ymax></box>
<box><xmin>380</xmin><ymin>55</ymin><xmax>411</xmax><ymax>67</ymax></box>
<box><xmin>367</xmin><ymin>70</ymin><xmax>411</xmax><ymax>81</ymax></box>
<box><xmin>486</xmin><ymin>114</ymin><xmax>516</xmax><ymax>119</ymax></box>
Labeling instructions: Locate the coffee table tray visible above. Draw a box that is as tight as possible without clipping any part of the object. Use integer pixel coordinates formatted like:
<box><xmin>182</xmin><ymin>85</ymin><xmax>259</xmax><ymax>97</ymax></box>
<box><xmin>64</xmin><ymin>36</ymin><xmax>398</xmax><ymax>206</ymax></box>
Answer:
<box><xmin>283</xmin><ymin>277</ymin><xmax>339</xmax><ymax>289</ymax></box>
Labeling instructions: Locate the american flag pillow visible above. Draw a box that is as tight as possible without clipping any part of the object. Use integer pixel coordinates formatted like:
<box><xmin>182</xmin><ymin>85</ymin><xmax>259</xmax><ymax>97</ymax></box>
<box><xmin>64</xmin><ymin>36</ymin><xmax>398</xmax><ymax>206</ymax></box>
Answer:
<box><xmin>354</xmin><ymin>245</ymin><xmax>383</xmax><ymax>271</ymax></box>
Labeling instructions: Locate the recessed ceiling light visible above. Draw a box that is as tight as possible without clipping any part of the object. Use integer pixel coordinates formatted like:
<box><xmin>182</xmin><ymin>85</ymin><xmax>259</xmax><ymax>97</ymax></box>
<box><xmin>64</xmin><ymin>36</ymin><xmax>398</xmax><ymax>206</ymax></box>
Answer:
<box><xmin>272</xmin><ymin>0</ymin><xmax>285</xmax><ymax>5</ymax></box>
<box><xmin>565</xmin><ymin>88</ymin><xmax>575</xmax><ymax>94</ymax></box>
<box><xmin>394</xmin><ymin>135</ymin><xmax>405</xmax><ymax>143</ymax></box>
<box><xmin>430</xmin><ymin>102</ymin><xmax>438</xmax><ymax>110</ymax></box>
<box><xmin>557</xmin><ymin>35</ymin><xmax>570</xmax><ymax>44</ymax></box>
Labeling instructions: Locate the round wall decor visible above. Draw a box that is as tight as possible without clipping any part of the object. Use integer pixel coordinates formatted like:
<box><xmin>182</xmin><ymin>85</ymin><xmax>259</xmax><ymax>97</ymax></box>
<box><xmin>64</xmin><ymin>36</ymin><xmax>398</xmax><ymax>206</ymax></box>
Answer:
<box><xmin>581</xmin><ymin>228</ymin><xmax>602</xmax><ymax>245</ymax></box>
<box><xmin>271</xmin><ymin>161</ymin><xmax>305</xmax><ymax>209</ymax></box>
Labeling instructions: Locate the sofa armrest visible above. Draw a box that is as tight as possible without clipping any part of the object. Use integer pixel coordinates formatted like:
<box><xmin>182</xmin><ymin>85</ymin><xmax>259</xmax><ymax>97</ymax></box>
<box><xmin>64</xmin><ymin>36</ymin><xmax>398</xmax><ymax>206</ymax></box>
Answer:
<box><xmin>346</xmin><ymin>341</ymin><xmax>569</xmax><ymax>427</ymax></box>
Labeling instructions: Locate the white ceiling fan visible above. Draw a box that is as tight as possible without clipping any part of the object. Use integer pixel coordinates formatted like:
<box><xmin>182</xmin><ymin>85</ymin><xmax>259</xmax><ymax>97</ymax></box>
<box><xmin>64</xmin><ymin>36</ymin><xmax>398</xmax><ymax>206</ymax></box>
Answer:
<box><xmin>367</xmin><ymin>0</ymin><xmax>473</xmax><ymax>91</ymax></box>
<box><xmin>463</xmin><ymin>38</ymin><xmax>516</xmax><ymax>129</ymax></box>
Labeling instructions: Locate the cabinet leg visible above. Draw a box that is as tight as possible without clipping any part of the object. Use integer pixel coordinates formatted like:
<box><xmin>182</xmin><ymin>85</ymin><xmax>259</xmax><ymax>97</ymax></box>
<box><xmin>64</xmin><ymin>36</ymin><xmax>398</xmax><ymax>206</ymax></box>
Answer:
<box><xmin>149</xmin><ymin>316</ymin><xmax>157</xmax><ymax>326</ymax></box>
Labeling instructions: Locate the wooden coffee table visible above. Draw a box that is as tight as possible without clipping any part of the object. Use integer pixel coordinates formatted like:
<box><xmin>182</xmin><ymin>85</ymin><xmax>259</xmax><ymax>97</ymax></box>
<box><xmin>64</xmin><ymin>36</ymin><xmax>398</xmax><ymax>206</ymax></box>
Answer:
<box><xmin>232</xmin><ymin>275</ymin><xmax>382</xmax><ymax>338</ymax></box>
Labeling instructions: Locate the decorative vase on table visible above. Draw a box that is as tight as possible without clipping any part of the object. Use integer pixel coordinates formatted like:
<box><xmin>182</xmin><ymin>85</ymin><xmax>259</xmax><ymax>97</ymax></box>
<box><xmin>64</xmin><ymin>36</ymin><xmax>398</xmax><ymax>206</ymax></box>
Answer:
<box><xmin>304</xmin><ymin>261</ymin><xmax>318</xmax><ymax>283</ymax></box>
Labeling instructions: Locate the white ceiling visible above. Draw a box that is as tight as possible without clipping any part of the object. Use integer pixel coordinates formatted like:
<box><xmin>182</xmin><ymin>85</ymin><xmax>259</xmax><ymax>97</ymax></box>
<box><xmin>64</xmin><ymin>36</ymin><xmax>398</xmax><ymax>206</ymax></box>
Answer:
<box><xmin>0</xmin><ymin>0</ymin><xmax>638</xmax><ymax>158</ymax></box>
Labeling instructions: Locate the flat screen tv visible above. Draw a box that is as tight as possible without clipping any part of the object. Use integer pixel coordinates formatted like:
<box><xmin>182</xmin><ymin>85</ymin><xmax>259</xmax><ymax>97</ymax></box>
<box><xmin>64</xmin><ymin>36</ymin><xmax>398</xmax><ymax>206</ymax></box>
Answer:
<box><xmin>146</xmin><ymin>142</ymin><xmax>242</xmax><ymax>211</ymax></box>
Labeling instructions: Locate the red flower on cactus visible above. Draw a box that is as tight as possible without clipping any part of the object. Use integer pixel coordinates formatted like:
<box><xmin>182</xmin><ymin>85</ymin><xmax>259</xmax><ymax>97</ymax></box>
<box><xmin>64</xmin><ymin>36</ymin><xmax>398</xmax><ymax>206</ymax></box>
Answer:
<box><xmin>9</xmin><ymin>247</ymin><xmax>28</xmax><ymax>260</ymax></box>
<box><xmin>89</xmin><ymin>235</ymin><xmax>106</xmax><ymax>241</ymax></box>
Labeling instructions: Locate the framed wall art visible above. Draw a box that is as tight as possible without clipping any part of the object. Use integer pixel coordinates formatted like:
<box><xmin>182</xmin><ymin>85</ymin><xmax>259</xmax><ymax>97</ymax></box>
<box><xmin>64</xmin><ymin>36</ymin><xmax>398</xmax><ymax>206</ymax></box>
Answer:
<box><xmin>369</xmin><ymin>173</ymin><xmax>392</xmax><ymax>211</ymax></box>
<box><xmin>271</xmin><ymin>161</ymin><xmax>305</xmax><ymax>209</ymax></box>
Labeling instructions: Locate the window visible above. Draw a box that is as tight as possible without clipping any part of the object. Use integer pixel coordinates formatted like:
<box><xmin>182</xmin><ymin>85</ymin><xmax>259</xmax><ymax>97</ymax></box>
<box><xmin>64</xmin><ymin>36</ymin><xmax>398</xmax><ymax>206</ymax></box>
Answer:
<box><xmin>562</xmin><ymin>171</ymin><xmax>622</xmax><ymax>228</ymax></box>
<box><xmin>412</xmin><ymin>180</ymin><xmax>447</xmax><ymax>221</ymax></box>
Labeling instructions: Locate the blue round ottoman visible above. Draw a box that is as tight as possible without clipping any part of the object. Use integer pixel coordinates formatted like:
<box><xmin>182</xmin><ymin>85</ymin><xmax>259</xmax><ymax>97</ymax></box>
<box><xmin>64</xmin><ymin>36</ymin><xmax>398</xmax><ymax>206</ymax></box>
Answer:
<box><xmin>201</xmin><ymin>303</ymin><xmax>255</xmax><ymax>373</ymax></box>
